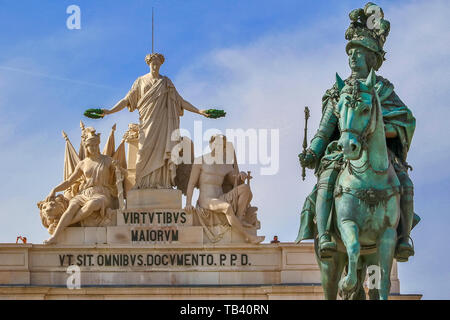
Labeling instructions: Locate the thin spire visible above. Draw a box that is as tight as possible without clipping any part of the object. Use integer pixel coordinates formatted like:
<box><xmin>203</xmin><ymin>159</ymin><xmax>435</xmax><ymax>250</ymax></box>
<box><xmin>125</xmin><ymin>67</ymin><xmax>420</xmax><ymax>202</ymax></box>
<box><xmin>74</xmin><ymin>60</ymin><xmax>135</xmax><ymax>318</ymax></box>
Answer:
<box><xmin>152</xmin><ymin>7</ymin><xmax>154</xmax><ymax>53</ymax></box>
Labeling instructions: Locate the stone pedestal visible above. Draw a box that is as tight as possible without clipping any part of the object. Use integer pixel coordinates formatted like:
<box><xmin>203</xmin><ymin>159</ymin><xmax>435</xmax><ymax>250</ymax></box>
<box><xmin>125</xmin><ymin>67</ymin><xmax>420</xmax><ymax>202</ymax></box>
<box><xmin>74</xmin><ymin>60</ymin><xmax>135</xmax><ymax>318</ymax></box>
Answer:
<box><xmin>0</xmin><ymin>284</ymin><xmax>422</xmax><ymax>300</ymax></box>
<box><xmin>51</xmin><ymin>186</ymin><xmax>262</xmax><ymax>247</ymax></box>
<box><xmin>124</xmin><ymin>138</ymin><xmax>138</xmax><ymax>193</ymax></box>
<box><xmin>0</xmin><ymin>242</ymin><xmax>418</xmax><ymax>300</ymax></box>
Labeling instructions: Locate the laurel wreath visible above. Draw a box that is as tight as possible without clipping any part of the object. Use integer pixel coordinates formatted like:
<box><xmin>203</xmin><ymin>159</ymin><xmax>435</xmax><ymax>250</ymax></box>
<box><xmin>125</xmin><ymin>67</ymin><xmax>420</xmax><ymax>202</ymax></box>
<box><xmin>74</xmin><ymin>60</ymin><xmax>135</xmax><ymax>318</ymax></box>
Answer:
<box><xmin>83</xmin><ymin>108</ymin><xmax>225</xmax><ymax>119</ymax></box>
<box><xmin>205</xmin><ymin>109</ymin><xmax>226</xmax><ymax>119</ymax></box>
<box><xmin>84</xmin><ymin>108</ymin><xmax>104</xmax><ymax>119</ymax></box>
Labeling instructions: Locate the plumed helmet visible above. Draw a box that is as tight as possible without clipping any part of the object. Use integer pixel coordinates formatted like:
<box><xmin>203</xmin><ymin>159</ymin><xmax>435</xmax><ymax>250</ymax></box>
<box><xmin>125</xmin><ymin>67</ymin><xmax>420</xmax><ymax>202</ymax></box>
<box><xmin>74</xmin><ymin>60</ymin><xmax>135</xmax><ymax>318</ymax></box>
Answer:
<box><xmin>345</xmin><ymin>2</ymin><xmax>390</xmax><ymax>70</ymax></box>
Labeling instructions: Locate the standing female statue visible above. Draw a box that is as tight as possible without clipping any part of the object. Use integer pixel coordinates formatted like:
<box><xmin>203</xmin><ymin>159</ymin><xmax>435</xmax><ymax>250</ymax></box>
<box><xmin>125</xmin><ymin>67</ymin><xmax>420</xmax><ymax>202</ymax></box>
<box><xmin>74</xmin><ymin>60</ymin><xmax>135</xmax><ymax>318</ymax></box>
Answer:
<box><xmin>103</xmin><ymin>53</ymin><xmax>209</xmax><ymax>189</ymax></box>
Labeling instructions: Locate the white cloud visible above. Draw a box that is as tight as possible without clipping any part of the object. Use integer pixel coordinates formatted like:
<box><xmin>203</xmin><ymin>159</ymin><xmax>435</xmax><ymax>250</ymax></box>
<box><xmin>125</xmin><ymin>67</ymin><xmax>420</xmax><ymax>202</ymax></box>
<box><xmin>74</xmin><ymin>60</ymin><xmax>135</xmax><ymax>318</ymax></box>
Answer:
<box><xmin>382</xmin><ymin>0</ymin><xmax>450</xmax><ymax>179</ymax></box>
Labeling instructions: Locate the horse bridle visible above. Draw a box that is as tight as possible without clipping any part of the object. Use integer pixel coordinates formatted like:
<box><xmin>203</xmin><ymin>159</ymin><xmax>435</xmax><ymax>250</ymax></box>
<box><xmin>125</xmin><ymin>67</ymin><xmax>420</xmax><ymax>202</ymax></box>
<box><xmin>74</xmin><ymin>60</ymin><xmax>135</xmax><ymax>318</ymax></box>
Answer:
<box><xmin>338</xmin><ymin>83</ymin><xmax>378</xmax><ymax>150</ymax></box>
<box><xmin>338</xmin><ymin>85</ymin><xmax>389</xmax><ymax>175</ymax></box>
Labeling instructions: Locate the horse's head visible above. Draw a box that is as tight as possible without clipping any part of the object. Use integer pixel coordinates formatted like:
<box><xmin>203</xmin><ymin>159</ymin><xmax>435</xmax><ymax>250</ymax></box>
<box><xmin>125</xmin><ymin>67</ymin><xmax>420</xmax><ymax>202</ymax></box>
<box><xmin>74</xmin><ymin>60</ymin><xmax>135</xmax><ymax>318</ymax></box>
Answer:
<box><xmin>336</xmin><ymin>69</ymin><xmax>379</xmax><ymax>161</ymax></box>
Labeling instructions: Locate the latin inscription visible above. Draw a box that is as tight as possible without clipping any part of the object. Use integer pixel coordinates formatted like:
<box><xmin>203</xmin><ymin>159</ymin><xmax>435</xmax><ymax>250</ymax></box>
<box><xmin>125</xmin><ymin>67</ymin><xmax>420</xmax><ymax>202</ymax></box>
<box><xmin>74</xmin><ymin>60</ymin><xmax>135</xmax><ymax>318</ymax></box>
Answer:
<box><xmin>58</xmin><ymin>253</ymin><xmax>250</xmax><ymax>267</ymax></box>
<box><xmin>131</xmin><ymin>229</ymin><xmax>179</xmax><ymax>242</ymax></box>
<box><xmin>122</xmin><ymin>211</ymin><xmax>187</xmax><ymax>225</ymax></box>
<box><xmin>120</xmin><ymin>211</ymin><xmax>189</xmax><ymax>243</ymax></box>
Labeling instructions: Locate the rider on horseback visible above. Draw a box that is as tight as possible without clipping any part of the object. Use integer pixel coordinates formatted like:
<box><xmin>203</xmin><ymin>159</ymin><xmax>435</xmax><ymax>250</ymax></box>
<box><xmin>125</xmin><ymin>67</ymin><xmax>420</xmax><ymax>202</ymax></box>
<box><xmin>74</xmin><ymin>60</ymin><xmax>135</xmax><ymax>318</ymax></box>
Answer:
<box><xmin>297</xmin><ymin>3</ymin><xmax>418</xmax><ymax>262</ymax></box>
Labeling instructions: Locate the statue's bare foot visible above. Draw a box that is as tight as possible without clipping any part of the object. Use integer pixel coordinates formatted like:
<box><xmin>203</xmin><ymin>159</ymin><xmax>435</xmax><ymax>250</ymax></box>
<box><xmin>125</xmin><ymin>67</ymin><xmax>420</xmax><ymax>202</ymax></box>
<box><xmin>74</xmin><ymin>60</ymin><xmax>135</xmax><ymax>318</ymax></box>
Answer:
<box><xmin>43</xmin><ymin>235</ymin><xmax>57</xmax><ymax>245</ymax></box>
<box><xmin>247</xmin><ymin>235</ymin><xmax>265</xmax><ymax>244</ymax></box>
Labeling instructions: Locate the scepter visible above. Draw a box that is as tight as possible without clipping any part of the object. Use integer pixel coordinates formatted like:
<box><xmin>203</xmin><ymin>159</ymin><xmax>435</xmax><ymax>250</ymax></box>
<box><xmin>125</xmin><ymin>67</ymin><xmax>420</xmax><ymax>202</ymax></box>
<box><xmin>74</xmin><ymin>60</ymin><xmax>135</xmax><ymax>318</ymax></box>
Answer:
<box><xmin>301</xmin><ymin>106</ymin><xmax>310</xmax><ymax>181</ymax></box>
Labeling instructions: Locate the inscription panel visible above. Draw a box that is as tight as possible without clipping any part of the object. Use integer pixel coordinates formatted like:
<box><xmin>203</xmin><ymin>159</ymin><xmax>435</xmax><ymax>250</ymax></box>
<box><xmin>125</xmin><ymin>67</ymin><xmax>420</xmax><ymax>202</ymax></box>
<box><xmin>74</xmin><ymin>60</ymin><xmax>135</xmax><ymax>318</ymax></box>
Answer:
<box><xmin>117</xmin><ymin>210</ymin><xmax>192</xmax><ymax>226</ymax></box>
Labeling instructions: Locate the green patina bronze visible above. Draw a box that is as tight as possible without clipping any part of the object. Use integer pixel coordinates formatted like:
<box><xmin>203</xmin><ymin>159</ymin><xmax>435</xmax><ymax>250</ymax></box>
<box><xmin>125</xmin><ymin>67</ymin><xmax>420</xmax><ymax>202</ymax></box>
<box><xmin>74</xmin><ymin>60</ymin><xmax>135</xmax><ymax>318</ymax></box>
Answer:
<box><xmin>297</xmin><ymin>2</ymin><xmax>419</xmax><ymax>300</ymax></box>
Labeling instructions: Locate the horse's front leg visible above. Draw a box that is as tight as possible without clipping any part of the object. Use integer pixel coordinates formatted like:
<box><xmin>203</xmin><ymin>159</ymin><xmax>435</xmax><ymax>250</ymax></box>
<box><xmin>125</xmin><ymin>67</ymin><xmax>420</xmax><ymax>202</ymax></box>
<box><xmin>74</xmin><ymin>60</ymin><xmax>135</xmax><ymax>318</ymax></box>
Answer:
<box><xmin>315</xmin><ymin>237</ymin><xmax>347</xmax><ymax>300</ymax></box>
<box><xmin>338</xmin><ymin>220</ymin><xmax>360</xmax><ymax>294</ymax></box>
<box><xmin>378</xmin><ymin>227</ymin><xmax>397</xmax><ymax>300</ymax></box>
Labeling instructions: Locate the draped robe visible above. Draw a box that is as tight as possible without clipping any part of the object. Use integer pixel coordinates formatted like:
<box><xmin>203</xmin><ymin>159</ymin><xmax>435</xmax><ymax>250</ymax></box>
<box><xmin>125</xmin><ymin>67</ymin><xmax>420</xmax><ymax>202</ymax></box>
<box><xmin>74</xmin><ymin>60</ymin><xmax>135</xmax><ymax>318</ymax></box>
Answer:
<box><xmin>71</xmin><ymin>154</ymin><xmax>114</xmax><ymax>218</ymax></box>
<box><xmin>125</xmin><ymin>74</ymin><xmax>184</xmax><ymax>189</ymax></box>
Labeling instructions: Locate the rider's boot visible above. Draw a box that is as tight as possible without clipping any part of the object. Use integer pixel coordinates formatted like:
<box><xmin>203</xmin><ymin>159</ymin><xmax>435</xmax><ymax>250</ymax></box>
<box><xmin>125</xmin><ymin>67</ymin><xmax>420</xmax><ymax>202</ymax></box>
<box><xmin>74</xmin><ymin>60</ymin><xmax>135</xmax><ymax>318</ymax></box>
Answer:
<box><xmin>316</xmin><ymin>169</ymin><xmax>339</xmax><ymax>259</ymax></box>
<box><xmin>395</xmin><ymin>185</ymin><xmax>415</xmax><ymax>262</ymax></box>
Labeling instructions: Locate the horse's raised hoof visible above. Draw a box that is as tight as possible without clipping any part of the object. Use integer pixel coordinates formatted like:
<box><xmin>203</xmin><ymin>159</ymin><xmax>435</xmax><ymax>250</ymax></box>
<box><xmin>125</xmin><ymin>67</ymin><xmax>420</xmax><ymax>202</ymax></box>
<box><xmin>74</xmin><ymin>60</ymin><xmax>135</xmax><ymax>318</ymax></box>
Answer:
<box><xmin>339</xmin><ymin>274</ymin><xmax>357</xmax><ymax>293</ymax></box>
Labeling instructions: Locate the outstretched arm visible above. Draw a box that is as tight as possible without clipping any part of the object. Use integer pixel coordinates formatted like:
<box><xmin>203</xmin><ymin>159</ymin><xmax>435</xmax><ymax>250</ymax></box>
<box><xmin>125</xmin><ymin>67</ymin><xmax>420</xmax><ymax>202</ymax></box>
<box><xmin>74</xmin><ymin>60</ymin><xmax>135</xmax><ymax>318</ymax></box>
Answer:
<box><xmin>103</xmin><ymin>98</ymin><xmax>128</xmax><ymax>115</ymax></box>
<box><xmin>181</xmin><ymin>99</ymin><xmax>209</xmax><ymax>117</ymax></box>
<box><xmin>46</xmin><ymin>163</ymin><xmax>83</xmax><ymax>201</ymax></box>
<box><xmin>185</xmin><ymin>164</ymin><xmax>201</xmax><ymax>210</ymax></box>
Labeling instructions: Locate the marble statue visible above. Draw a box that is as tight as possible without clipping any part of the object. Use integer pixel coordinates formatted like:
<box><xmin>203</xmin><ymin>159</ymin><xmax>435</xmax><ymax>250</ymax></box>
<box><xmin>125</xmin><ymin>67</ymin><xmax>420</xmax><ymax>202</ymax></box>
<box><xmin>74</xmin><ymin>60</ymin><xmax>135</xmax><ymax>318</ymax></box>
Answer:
<box><xmin>297</xmin><ymin>2</ymin><xmax>419</xmax><ymax>299</ymax></box>
<box><xmin>102</xmin><ymin>53</ymin><xmax>210</xmax><ymax>190</ymax></box>
<box><xmin>42</xmin><ymin>127</ymin><xmax>124</xmax><ymax>244</ymax></box>
<box><xmin>183</xmin><ymin>135</ymin><xmax>264</xmax><ymax>244</ymax></box>
<box><xmin>37</xmin><ymin>194</ymin><xmax>68</xmax><ymax>235</ymax></box>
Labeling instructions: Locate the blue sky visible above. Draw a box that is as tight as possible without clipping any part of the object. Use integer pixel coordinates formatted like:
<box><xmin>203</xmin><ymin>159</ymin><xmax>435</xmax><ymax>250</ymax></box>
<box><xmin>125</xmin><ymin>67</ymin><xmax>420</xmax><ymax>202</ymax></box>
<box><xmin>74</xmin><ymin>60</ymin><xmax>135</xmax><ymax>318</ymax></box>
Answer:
<box><xmin>0</xmin><ymin>0</ymin><xmax>449</xmax><ymax>299</ymax></box>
